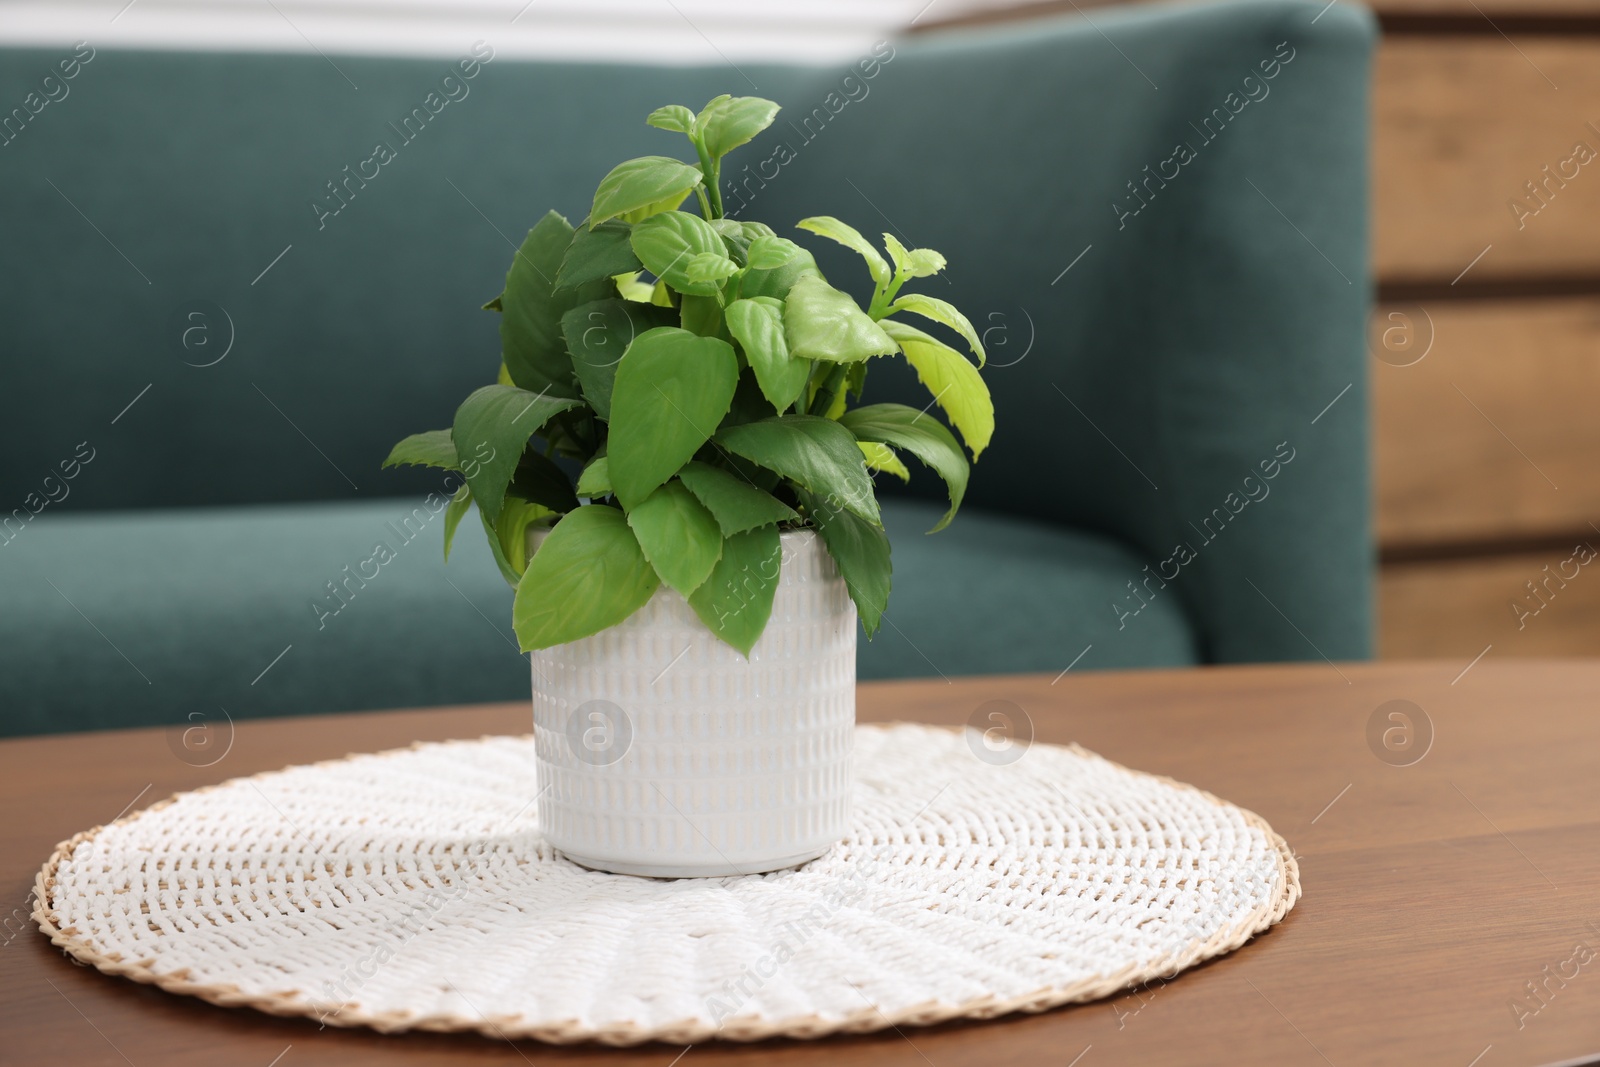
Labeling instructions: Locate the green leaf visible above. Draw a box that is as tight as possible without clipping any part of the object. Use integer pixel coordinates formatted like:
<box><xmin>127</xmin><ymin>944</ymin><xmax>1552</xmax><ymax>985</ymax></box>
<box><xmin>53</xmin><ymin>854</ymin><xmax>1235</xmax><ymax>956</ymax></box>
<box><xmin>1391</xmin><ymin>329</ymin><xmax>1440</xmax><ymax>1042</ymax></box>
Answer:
<box><xmin>614</xmin><ymin>271</ymin><xmax>656</xmax><ymax>302</ymax></box>
<box><xmin>679</xmin><ymin>293</ymin><xmax>725</xmax><ymax>339</ymax></box>
<box><xmin>685</xmin><ymin>251</ymin><xmax>740</xmax><ymax>285</ymax></box>
<box><xmin>647</xmin><ymin>104</ymin><xmax>696</xmax><ymax>134</ymax></box>
<box><xmin>796</xmin><ymin>216</ymin><xmax>890</xmax><ymax>286</ymax></box>
<box><xmin>797</xmin><ymin>490</ymin><xmax>891</xmax><ymax>637</ymax></box>
<box><xmin>880</xmin><ymin>319</ymin><xmax>995</xmax><ymax>459</ymax></box>
<box><xmin>782</xmin><ymin>275</ymin><xmax>897</xmax><ymax>364</ymax></box>
<box><xmin>725</xmin><ymin>297</ymin><xmax>810</xmax><ymax>412</ymax></box>
<box><xmin>858</xmin><ymin>441</ymin><xmax>910</xmax><ymax>482</ymax></box>
<box><xmin>496</xmin><ymin>496</ymin><xmax>555</xmax><ymax>577</ymax></box>
<box><xmin>442</xmin><ymin>483</ymin><xmax>472</xmax><ymax>561</ymax></box>
<box><xmin>513</xmin><ymin>506</ymin><xmax>660</xmax><ymax>651</ymax></box>
<box><xmin>696</xmin><ymin>96</ymin><xmax>780</xmax><ymax>159</ymax></box>
<box><xmin>621</xmin><ymin>191</ymin><xmax>693</xmax><ymax>225</ymax></box>
<box><xmin>482</xmin><ymin>295</ymin><xmax>503</xmax><ymax>312</ymax></box>
<box><xmin>883</xmin><ymin>234</ymin><xmax>946</xmax><ymax>280</ymax></box>
<box><xmin>556</xmin><ymin>219</ymin><xmax>642</xmax><ymax>291</ymax></box>
<box><xmin>608</xmin><ymin>327</ymin><xmax>740</xmax><ymax>508</ymax></box>
<box><xmin>888</xmin><ymin>293</ymin><xmax>985</xmax><ymax>366</ymax></box>
<box><xmin>841</xmin><ymin>402</ymin><xmax>970</xmax><ymax>532</ymax></box>
<box><xmin>630</xmin><ymin>211</ymin><xmax>727</xmax><ymax>297</ymax></box>
<box><xmin>383</xmin><ymin>429</ymin><xmax>457</xmax><ymax>470</ymax></box>
<box><xmin>627</xmin><ymin>480</ymin><xmax>723</xmax><ymax>598</ymax></box>
<box><xmin>577</xmin><ymin>455</ymin><xmax>612</xmax><ymax>497</ymax></box>
<box><xmin>746</xmin><ymin>235</ymin><xmax>802</xmax><ymax>271</ymax></box>
<box><xmin>451</xmin><ymin>384</ymin><xmax>580</xmax><ymax>523</ymax></box>
<box><xmin>711</xmin><ymin>219</ymin><xmax>752</xmax><ymax>267</ymax></box>
<box><xmin>715</xmin><ymin>415</ymin><xmax>880</xmax><ymax>525</ymax></box>
<box><xmin>687</xmin><ymin>525</ymin><xmax>782</xmax><ymax>656</ymax></box>
<box><xmin>510</xmin><ymin>450</ymin><xmax>580</xmax><ymax>514</ymax></box>
<box><xmin>677</xmin><ymin>460</ymin><xmax>798</xmax><ymax>535</ymax></box>
<box><xmin>479</xmin><ymin>505</ymin><xmax>522</xmax><ymax>587</ymax></box>
<box><xmin>590</xmin><ymin>156</ymin><xmax>703</xmax><ymax>227</ymax></box>
<box><xmin>500</xmin><ymin>211</ymin><xmax>610</xmax><ymax>397</ymax></box>
<box><xmin>560</xmin><ymin>298</ymin><xmax>675</xmax><ymax>420</ymax></box>
<box><xmin>740</xmin><ymin>247</ymin><xmax>821</xmax><ymax>301</ymax></box>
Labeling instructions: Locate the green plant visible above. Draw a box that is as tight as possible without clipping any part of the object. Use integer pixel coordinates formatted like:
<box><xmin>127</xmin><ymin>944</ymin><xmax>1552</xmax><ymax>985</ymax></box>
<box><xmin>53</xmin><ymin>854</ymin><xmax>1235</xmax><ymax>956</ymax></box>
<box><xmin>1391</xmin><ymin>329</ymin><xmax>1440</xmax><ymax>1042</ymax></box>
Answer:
<box><xmin>384</xmin><ymin>95</ymin><xmax>993</xmax><ymax>655</ymax></box>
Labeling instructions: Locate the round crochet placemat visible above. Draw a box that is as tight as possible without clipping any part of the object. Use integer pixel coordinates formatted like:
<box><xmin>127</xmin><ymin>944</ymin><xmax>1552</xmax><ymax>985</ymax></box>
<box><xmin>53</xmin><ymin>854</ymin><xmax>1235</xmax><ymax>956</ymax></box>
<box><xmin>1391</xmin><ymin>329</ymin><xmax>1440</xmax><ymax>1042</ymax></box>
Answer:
<box><xmin>35</xmin><ymin>723</ymin><xmax>1299</xmax><ymax>1045</ymax></box>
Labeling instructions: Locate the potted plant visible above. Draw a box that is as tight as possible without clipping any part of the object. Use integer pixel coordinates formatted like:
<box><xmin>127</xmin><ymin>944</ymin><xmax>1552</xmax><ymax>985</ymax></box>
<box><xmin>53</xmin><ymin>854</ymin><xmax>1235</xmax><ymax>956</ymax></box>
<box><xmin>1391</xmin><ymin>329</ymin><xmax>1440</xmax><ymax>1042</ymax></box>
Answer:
<box><xmin>386</xmin><ymin>95</ymin><xmax>992</xmax><ymax>877</ymax></box>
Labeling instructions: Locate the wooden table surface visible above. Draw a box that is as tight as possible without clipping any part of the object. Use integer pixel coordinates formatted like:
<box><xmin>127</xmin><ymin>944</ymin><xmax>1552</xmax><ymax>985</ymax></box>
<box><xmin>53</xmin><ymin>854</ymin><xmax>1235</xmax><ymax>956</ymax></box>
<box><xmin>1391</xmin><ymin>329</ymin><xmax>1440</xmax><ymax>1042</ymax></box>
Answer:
<box><xmin>4</xmin><ymin>660</ymin><xmax>1599</xmax><ymax>1066</ymax></box>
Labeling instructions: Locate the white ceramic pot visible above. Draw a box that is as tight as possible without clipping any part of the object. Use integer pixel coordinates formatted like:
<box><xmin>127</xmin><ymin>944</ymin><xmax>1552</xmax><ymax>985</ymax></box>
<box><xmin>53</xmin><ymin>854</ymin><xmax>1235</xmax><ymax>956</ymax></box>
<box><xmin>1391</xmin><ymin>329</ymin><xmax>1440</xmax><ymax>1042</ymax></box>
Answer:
<box><xmin>529</xmin><ymin>527</ymin><xmax>856</xmax><ymax>878</ymax></box>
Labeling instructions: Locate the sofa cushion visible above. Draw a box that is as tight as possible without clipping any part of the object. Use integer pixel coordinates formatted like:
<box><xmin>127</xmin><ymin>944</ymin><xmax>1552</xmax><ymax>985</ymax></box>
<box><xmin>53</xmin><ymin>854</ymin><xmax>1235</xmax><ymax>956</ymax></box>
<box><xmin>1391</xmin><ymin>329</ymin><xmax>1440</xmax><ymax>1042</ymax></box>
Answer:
<box><xmin>0</xmin><ymin>499</ymin><xmax>1197</xmax><ymax>736</ymax></box>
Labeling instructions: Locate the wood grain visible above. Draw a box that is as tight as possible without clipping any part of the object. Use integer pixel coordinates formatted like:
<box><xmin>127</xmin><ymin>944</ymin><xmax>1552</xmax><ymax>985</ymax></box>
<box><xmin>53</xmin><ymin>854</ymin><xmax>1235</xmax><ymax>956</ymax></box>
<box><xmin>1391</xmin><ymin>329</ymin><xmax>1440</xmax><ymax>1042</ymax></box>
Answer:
<box><xmin>1374</xmin><ymin>39</ymin><xmax>1600</xmax><ymax>282</ymax></box>
<box><xmin>4</xmin><ymin>663</ymin><xmax>1600</xmax><ymax>1065</ymax></box>
<box><xmin>1373</xmin><ymin>296</ymin><xmax>1600</xmax><ymax>548</ymax></box>
<box><xmin>1381</xmin><ymin>548</ymin><xmax>1600</xmax><ymax>657</ymax></box>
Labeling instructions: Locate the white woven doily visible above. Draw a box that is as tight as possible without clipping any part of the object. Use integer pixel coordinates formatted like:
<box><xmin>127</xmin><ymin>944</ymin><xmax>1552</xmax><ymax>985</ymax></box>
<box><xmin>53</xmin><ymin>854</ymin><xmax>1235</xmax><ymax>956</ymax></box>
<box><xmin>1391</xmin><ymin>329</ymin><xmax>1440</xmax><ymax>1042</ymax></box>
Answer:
<box><xmin>35</xmin><ymin>723</ymin><xmax>1298</xmax><ymax>1045</ymax></box>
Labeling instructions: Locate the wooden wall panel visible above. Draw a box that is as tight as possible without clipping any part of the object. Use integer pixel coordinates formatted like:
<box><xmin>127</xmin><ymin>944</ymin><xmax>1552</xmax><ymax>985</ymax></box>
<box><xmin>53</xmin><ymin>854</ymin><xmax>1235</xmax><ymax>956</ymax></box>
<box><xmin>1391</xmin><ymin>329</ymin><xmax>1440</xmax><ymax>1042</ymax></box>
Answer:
<box><xmin>1373</xmin><ymin>40</ymin><xmax>1600</xmax><ymax>281</ymax></box>
<box><xmin>1373</xmin><ymin>296</ymin><xmax>1600</xmax><ymax>548</ymax></box>
<box><xmin>1381</xmin><ymin>546</ymin><xmax>1600</xmax><ymax>657</ymax></box>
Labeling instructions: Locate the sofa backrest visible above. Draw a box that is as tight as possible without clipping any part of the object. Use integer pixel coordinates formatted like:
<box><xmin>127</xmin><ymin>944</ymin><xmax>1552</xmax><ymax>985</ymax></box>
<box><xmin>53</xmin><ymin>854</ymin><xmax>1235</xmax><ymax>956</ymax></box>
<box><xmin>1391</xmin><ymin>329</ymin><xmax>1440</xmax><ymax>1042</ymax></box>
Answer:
<box><xmin>0</xmin><ymin>0</ymin><xmax>1377</xmax><ymax>662</ymax></box>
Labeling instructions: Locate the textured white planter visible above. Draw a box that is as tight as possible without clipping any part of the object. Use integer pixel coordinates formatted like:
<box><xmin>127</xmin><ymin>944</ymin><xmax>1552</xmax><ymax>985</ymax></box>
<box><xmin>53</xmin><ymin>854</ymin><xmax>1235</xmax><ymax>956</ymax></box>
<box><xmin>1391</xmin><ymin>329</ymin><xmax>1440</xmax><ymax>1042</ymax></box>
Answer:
<box><xmin>529</xmin><ymin>528</ymin><xmax>856</xmax><ymax>878</ymax></box>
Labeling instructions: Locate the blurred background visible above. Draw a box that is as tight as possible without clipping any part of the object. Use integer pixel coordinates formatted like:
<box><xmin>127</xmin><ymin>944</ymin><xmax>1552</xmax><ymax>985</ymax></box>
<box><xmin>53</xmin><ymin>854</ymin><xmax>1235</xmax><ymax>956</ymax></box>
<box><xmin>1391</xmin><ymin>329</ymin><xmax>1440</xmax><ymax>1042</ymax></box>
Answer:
<box><xmin>2</xmin><ymin>0</ymin><xmax>1595</xmax><ymax>705</ymax></box>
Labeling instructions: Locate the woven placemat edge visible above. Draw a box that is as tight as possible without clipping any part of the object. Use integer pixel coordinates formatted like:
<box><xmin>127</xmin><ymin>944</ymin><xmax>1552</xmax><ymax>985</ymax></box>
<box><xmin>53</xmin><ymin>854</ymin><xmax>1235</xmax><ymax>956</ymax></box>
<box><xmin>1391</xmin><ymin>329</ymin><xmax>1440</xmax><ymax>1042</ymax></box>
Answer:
<box><xmin>32</xmin><ymin>722</ymin><xmax>1301</xmax><ymax>1046</ymax></box>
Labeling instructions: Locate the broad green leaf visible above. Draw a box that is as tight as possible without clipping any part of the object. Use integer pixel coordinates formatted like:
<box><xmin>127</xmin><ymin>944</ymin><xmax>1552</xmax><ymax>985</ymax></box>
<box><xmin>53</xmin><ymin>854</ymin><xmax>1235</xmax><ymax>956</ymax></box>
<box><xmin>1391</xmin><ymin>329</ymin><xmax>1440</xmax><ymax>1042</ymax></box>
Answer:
<box><xmin>442</xmin><ymin>483</ymin><xmax>471</xmax><ymax>561</ymax></box>
<box><xmin>883</xmin><ymin>233</ymin><xmax>946</xmax><ymax>279</ymax></box>
<box><xmin>647</xmin><ymin>104</ymin><xmax>696</xmax><ymax>134</ymax></box>
<box><xmin>510</xmin><ymin>450</ymin><xmax>580</xmax><ymax>514</ymax></box>
<box><xmin>880</xmin><ymin>319</ymin><xmax>995</xmax><ymax>459</ymax></box>
<box><xmin>590</xmin><ymin>156</ymin><xmax>703</xmax><ymax>227</ymax></box>
<box><xmin>383</xmin><ymin>429</ymin><xmax>457</xmax><ymax>470</ymax></box>
<box><xmin>888</xmin><ymin>293</ymin><xmax>985</xmax><ymax>366</ymax></box>
<box><xmin>796</xmin><ymin>216</ymin><xmax>890</xmax><ymax>286</ymax></box>
<box><xmin>561</xmin><ymin>298</ymin><xmax>675</xmax><ymax>420</ymax></box>
<box><xmin>556</xmin><ymin>220</ymin><xmax>641</xmax><ymax>291</ymax></box>
<box><xmin>496</xmin><ymin>496</ymin><xmax>555</xmax><ymax>577</ymax></box>
<box><xmin>679</xmin><ymin>293</ymin><xmax>725</xmax><ymax>339</ymax></box>
<box><xmin>577</xmin><ymin>455</ymin><xmax>611</xmax><ymax>497</ymax></box>
<box><xmin>451</xmin><ymin>384</ymin><xmax>580</xmax><ymax>522</ymax></box>
<box><xmin>841</xmin><ymin>402</ymin><xmax>970</xmax><ymax>532</ymax></box>
<box><xmin>687</xmin><ymin>525</ymin><xmax>782</xmax><ymax>656</ymax></box>
<box><xmin>628</xmin><ymin>480</ymin><xmax>723</xmax><ymax>597</ymax></box>
<box><xmin>621</xmin><ymin>190</ymin><xmax>692</xmax><ymax>225</ymax></box>
<box><xmin>500</xmin><ymin>211</ymin><xmax>610</xmax><ymax>397</ymax></box>
<box><xmin>685</xmin><ymin>251</ymin><xmax>740</xmax><ymax>285</ymax></box>
<box><xmin>677</xmin><ymin>460</ymin><xmax>798</xmax><ymax>535</ymax></box>
<box><xmin>479</xmin><ymin>505</ymin><xmax>522</xmax><ymax>586</ymax></box>
<box><xmin>746</xmin><ymin>235</ymin><xmax>802</xmax><ymax>270</ymax></box>
<box><xmin>740</xmin><ymin>247</ymin><xmax>821</xmax><ymax>301</ymax></box>
<box><xmin>697</xmin><ymin>96</ymin><xmax>779</xmax><ymax>159</ymax></box>
<box><xmin>783</xmin><ymin>275</ymin><xmax>896</xmax><ymax>364</ymax></box>
<box><xmin>631</xmin><ymin>211</ymin><xmax>726</xmax><ymax>297</ymax></box>
<box><xmin>608</xmin><ymin>327</ymin><xmax>739</xmax><ymax>508</ymax></box>
<box><xmin>715</xmin><ymin>415</ymin><xmax>880</xmax><ymax>525</ymax></box>
<box><xmin>858</xmin><ymin>441</ymin><xmax>910</xmax><ymax>482</ymax></box>
<box><xmin>513</xmin><ymin>506</ymin><xmax>660</xmax><ymax>650</ymax></box>
<box><xmin>726</xmin><ymin>297</ymin><xmax>810</xmax><ymax>412</ymax></box>
<box><xmin>797</xmin><ymin>489</ymin><xmax>890</xmax><ymax>637</ymax></box>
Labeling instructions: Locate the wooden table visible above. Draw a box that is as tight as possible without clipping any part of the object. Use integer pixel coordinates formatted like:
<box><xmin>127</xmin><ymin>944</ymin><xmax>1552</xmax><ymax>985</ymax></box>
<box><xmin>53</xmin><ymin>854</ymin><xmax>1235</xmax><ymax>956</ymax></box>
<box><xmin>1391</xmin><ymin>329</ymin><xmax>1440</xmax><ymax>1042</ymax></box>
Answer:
<box><xmin>4</xmin><ymin>660</ymin><xmax>1599</xmax><ymax>1066</ymax></box>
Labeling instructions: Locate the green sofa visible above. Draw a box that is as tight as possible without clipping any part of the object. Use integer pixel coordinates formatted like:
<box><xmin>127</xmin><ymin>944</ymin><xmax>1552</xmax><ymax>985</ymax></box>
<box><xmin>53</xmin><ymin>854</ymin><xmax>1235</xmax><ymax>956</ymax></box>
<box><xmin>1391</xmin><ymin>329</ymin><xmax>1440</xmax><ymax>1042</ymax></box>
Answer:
<box><xmin>0</xmin><ymin>0</ymin><xmax>1376</xmax><ymax>737</ymax></box>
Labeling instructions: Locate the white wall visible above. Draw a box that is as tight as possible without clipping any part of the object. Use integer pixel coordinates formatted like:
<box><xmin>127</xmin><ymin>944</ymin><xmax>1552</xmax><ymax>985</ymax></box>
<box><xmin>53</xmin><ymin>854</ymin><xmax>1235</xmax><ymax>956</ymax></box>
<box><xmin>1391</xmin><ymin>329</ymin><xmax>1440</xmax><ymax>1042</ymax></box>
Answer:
<box><xmin>0</xmin><ymin>0</ymin><xmax>941</xmax><ymax>62</ymax></box>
